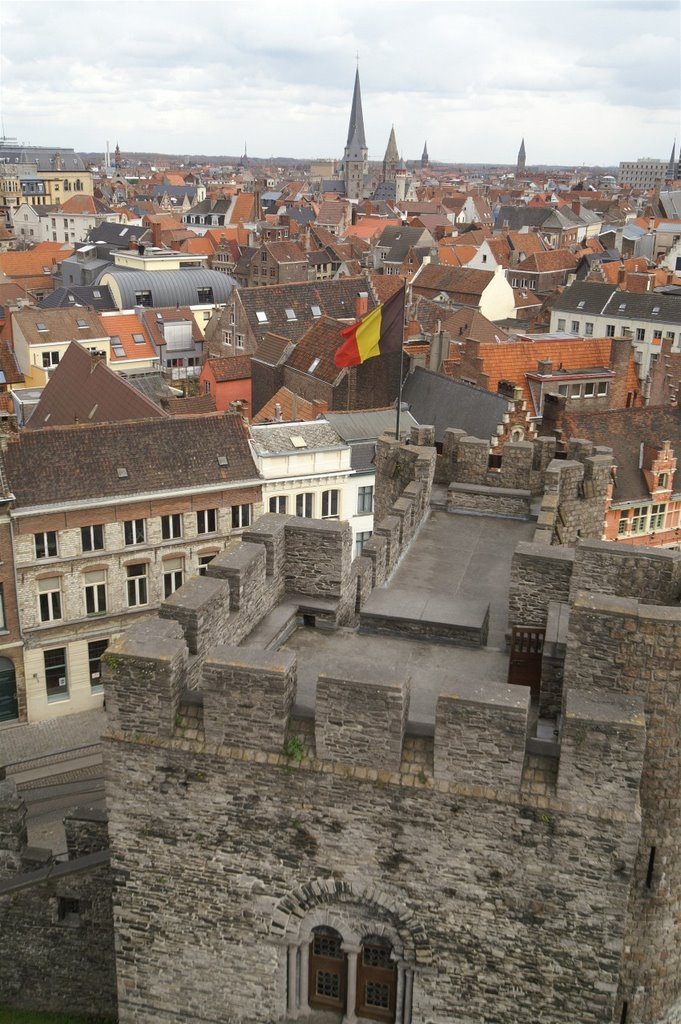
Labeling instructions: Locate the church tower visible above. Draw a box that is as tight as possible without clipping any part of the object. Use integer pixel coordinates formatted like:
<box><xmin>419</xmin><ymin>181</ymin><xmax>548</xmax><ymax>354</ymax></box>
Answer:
<box><xmin>421</xmin><ymin>140</ymin><xmax>429</xmax><ymax>169</ymax></box>
<box><xmin>666</xmin><ymin>139</ymin><xmax>677</xmax><ymax>180</ymax></box>
<box><xmin>382</xmin><ymin>125</ymin><xmax>400</xmax><ymax>183</ymax></box>
<box><xmin>343</xmin><ymin>68</ymin><xmax>368</xmax><ymax>200</ymax></box>
<box><xmin>516</xmin><ymin>137</ymin><xmax>526</xmax><ymax>177</ymax></box>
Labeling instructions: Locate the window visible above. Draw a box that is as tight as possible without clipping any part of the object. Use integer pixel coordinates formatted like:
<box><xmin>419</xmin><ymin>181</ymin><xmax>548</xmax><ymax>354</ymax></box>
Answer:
<box><xmin>196</xmin><ymin>287</ymin><xmax>214</xmax><ymax>303</ymax></box>
<box><xmin>81</xmin><ymin>525</ymin><xmax>104</xmax><ymax>552</ymax></box>
<box><xmin>357</xmin><ymin>485</ymin><xmax>374</xmax><ymax>514</ymax></box>
<box><xmin>618</xmin><ymin>511</ymin><xmax>629</xmax><ymax>535</ymax></box>
<box><xmin>321</xmin><ymin>490</ymin><xmax>339</xmax><ymax>519</ymax></box>
<box><xmin>38</xmin><ymin>577</ymin><xmax>62</xmax><ymax>622</ymax></box>
<box><xmin>134</xmin><ymin>291</ymin><xmax>152</xmax><ymax>307</ymax></box>
<box><xmin>197</xmin><ymin>508</ymin><xmax>217</xmax><ymax>534</ymax></box>
<box><xmin>255</xmin><ymin>311</ymin><xmax>268</xmax><ymax>323</ymax></box>
<box><xmin>571</xmin><ymin>320</ymin><xmax>580</xmax><ymax>333</ymax></box>
<box><xmin>557</xmin><ymin>318</ymin><xmax>566</xmax><ymax>331</ymax></box>
<box><xmin>163</xmin><ymin>558</ymin><xmax>183</xmax><ymax>598</ymax></box>
<box><xmin>606</xmin><ymin>325</ymin><xmax>615</xmax><ymax>337</ymax></box>
<box><xmin>57</xmin><ymin>896</ymin><xmax>80</xmax><ymax>923</ymax></box>
<box><xmin>636</xmin><ymin>328</ymin><xmax>645</xmax><ymax>342</ymax></box>
<box><xmin>570</xmin><ymin>383</ymin><xmax>582</xmax><ymax>398</ymax></box>
<box><xmin>198</xmin><ymin>553</ymin><xmax>216</xmax><ymax>576</ymax></box>
<box><xmin>35</xmin><ymin>531</ymin><xmax>58</xmax><ymax>559</ymax></box>
<box><xmin>126</xmin><ymin>564</ymin><xmax>148</xmax><ymax>607</ymax></box>
<box><xmin>204</xmin><ymin>380</ymin><xmax>211</xmax><ymax>394</ymax></box>
<box><xmin>584</xmin><ymin>382</ymin><xmax>595</xmax><ymax>398</ymax></box>
<box><xmin>231</xmin><ymin>504</ymin><xmax>251</xmax><ymax>529</ymax></box>
<box><xmin>44</xmin><ymin>647</ymin><xmax>68</xmax><ymax>700</ymax></box>
<box><xmin>88</xmin><ymin>639</ymin><xmax>108</xmax><ymax>691</ymax></box>
<box><xmin>132</xmin><ymin>333</ymin><xmax>146</xmax><ymax>346</ymax></box>
<box><xmin>0</xmin><ymin>583</ymin><xmax>5</xmax><ymax>632</ymax></box>
<box><xmin>269</xmin><ymin>495</ymin><xmax>288</xmax><ymax>514</ymax></box>
<box><xmin>557</xmin><ymin>384</ymin><xmax>569</xmax><ymax>397</ymax></box>
<box><xmin>41</xmin><ymin>350</ymin><xmax>60</xmax><ymax>367</ymax></box>
<box><xmin>650</xmin><ymin>503</ymin><xmax>666</xmax><ymax>530</ymax></box>
<box><xmin>630</xmin><ymin>506</ymin><xmax>647</xmax><ymax>534</ymax></box>
<box><xmin>659</xmin><ymin>473</ymin><xmax>668</xmax><ymax>489</ymax></box>
<box><xmin>124</xmin><ymin>519</ymin><xmax>145</xmax><ymax>546</ymax></box>
<box><xmin>161</xmin><ymin>514</ymin><xmax>182</xmax><ymax>540</ymax></box>
<box><xmin>653</xmin><ymin>330</ymin><xmax>662</xmax><ymax>342</ymax></box>
<box><xmin>585</xmin><ymin>322</ymin><xmax>594</xmax><ymax>336</ymax></box>
<box><xmin>236</xmin><ymin>333</ymin><xmax>245</xmax><ymax>349</ymax></box>
<box><xmin>597</xmin><ymin>381</ymin><xmax>608</xmax><ymax>397</ymax></box>
<box><xmin>356</xmin><ymin>530</ymin><xmax>372</xmax><ymax>556</ymax></box>
<box><xmin>296</xmin><ymin>493</ymin><xmax>313</xmax><ymax>518</ymax></box>
<box><xmin>84</xmin><ymin>570</ymin><xmax>107</xmax><ymax>615</ymax></box>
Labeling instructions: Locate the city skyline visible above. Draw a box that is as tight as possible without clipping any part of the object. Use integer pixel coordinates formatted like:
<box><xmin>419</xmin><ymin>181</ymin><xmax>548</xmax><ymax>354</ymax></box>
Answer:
<box><xmin>0</xmin><ymin>0</ymin><xmax>679</xmax><ymax>166</ymax></box>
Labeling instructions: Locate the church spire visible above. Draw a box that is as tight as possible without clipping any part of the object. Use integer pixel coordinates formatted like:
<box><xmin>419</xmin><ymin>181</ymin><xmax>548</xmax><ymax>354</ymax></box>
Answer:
<box><xmin>382</xmin><ymin>125</ymin><xmax>400</xmax><ymax>183</ymax></box>
<box><xmin>421</xmin><ymin>140</ymin><xmax>429</xmax><ymax>168</ymax></box>
<box><xmin>667</xmin><ymin>139</ymin><xmax>677</xmax><ymax>179</ymax></box>
<box><xmin>346</xmin><ymin>67</ymin><xmax>367</xmax><ymax>150</ymax></box>
<box><xmin>517</xmin><ymin>137</ymin><xmax>526</xmax><ymax>176</ymax></box>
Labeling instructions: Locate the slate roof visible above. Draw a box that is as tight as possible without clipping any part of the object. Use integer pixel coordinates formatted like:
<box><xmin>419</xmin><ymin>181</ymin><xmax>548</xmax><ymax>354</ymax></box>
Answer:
<box><xmin>376</xmin><ymin>226</ymin><xmax>433</xmax><ymax>264</ymax></box>
<box><xmin>402</xmin><ymin>365</ymin><xmax>509</xmax><ymax>443</ymax></box>
<box><xmin>239</xmin><ymin>277</ymin><xmax>377</xmax><ymax>346</ymax></box>
<box><xmin>284</xmin><ymin>317</ymin><xmax>347</xmax><ymax>385</ymax></box>
<box><xmin>39</xmin><ymin>285</ymin><xmax>117</xmax><ymax>311</ymax></box>
<box><xmin>324</xmin><ymin>407</ymin><xmax>419</xmax><ymax>441</ymax></box>
<box><xmin>515</xmin><ymin>250</ymin><xmax>578</xmax><ymax>273</ymax></box>
<box><xmin>25</xmin><ymin>341</ymin><xmax>166</xmax><ymax>430</ymax></box>
<box><xmin>3</xmin><ymin>411</ymin><xmax>259</xmax><ymax>509</ymax></box>
<box><xmin>250</xmin><ymin>420</ymin><xmax>345</xmax><ymax>455</ymax></box>
<box><xmin>349</xmin><ymin>440</ymin><xmax>377</xmax><ymax>473</ymax></box>
<box><xmin>85</xmin><ymin>223</ymin><xmax>145</xmax><ymax>248</ymax></box>
<box><xmin>552</xmin><ymin>281</ymin><xmax>681</xmax><ymax>323</ymax></box>
<box><xmin>558</xmin><ymin>405</ymin><xmax>681</xmax><ymax>503</ymax></box>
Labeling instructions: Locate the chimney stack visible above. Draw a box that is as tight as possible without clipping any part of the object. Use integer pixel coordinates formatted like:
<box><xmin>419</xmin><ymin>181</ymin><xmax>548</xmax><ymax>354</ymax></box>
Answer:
<box><xmin>274</xmin><ymin>401</ymin><xmax>283</xmax><ymax>422</ymax></box>
<box><xmin>355</xmin><ymin>291</ymin><xmax>369</xmax><ymax>319</ymax></box>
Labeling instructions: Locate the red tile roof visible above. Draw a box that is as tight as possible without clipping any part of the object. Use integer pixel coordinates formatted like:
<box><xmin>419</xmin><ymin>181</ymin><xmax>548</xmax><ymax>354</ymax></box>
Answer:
<box><xmin>205</xmin><ymin>355</ymin><xmax>252</xmax><ymax>382</ymax></box>
<box><xmin>252</xmin><ymin>387</ymin><xmax>326</xmax><ymax>423</ymax></box>
<box><xmin>98</xmin><ymin>311</ymin><xmax>157</xmax><ymax>362</ymax></box>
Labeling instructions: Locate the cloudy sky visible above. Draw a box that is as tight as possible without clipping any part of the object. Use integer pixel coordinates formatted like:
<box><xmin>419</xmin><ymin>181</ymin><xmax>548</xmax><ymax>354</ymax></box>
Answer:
<box><xmin>1</xmin><ymin>0</ymin><xmax>679</xmax><ymax>166</ymax></box>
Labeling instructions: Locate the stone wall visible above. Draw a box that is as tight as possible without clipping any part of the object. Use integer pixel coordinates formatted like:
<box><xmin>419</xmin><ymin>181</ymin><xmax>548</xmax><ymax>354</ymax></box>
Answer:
<box><xmin>508</xmin><ymin>541</ymin><xmax>575</xmax><ymax>630</ymax></box>
<box><xmin>101</xmin><ymin>618</ymin><xmax>645</xmax><ymax>1024</ymax></box>
<box><xmin>0</xmin><ymin>791</ymin><xmax>116</xmax><ymax>1020</ymax></box>
<box><xmin>447</xmin><ymin>482</ymin><xmax>531</xmax><ymax>519</ymax></box>
<box><xmin>569</xmin><ymin>540</ymin><xmax>681</xmax><ymax>606</ymax></box>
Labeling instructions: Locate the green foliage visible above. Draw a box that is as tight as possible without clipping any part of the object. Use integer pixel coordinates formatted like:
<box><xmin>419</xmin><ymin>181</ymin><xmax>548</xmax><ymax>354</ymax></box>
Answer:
<box><xmin>283</xmin><ymin>735</ymin><xmax>304</xmax><ymax>762</ymax></box>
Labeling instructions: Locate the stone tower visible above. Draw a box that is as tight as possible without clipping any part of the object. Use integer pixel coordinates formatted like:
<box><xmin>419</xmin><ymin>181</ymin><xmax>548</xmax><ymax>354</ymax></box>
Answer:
<box><xmin>382</xmin><ymin>125</ymin><xmax>400</xmax><ymax>183</ymax></box>
<box><xmin>516</xmin><ymin>137</ymin><xmax>526</xmax><ymax>177</ymax></box>
<box><xmin>343</xmin><ymin>68</ymin><xmax>368</xmax><ymax>200</ymax></box>
<box><xmin>395</xmin><ymin>156</ymin><xmax>408</xmax><ymax>202</ymax></box>
<box><xmin>421</xmin><ymin>140</ymin><xmax>429</xmax><ymax>169</ymax></box>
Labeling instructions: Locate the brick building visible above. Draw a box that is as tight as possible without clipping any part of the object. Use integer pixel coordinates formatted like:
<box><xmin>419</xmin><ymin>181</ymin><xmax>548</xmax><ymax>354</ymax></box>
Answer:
<box><xmin>1</xmin><ymin>413</ymin><xmax>262</xmax><ymax>721</ymax></box>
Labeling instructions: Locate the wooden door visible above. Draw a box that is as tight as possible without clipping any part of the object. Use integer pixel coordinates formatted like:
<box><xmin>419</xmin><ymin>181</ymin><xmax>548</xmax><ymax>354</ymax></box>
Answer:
<box><xmin>507</xmin><ymin>627</ymin><xmax>544</xmax><ymax>700</ymax></box>
<box><xmin>356</xmin><ymin>940</ymin><xmax>396</xmax><ymax>1023</ymax></box>
<box><xmin>0</xmin><ymin>658</ymin><xmax>18</xmax><ymax>722</ymax></box>
<box><xmin>308</xmin><ymin>927</ymin><xmax>346</xmax><ymax>1012</ymax></box>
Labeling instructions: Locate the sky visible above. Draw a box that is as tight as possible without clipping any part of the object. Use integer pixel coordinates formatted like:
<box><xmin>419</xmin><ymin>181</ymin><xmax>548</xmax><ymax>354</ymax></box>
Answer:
<box><xmin>1</xmin><ymin>0</ymin><xmax>679</xmax><ymax>167</ymax></box>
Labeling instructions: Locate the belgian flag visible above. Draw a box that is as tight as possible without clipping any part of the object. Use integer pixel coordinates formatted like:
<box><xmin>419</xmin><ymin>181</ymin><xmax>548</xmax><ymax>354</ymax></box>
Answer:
<box><xmin>334</xmin><ymin>285</ymin><xmax>405</xmax><ymax>368</ymax></box>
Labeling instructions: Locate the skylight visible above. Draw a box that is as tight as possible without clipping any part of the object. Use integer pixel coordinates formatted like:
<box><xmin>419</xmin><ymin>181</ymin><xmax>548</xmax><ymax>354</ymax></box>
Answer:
<box><xmin>36</xmin><ymin>322</ymin><xmax>48</xmax><ymax>332</ymax></box>
<box><xmin>42</xmin><ymin>266</ymin><xmax>51</xmax><ymax>274</ymax></box>
<box><xmin>311</xmin><ymin>305</ymin><xmax>322</xmax><ymax>318</ymax></box>
<box><xmin>577</xmin><ymin>300</ymin><xmax>585</xmax><ymax>309</ymax></box>
<box><xmin>618</xmin><ymin>304</ymin><xmax>626</xmax><ymax>311</ymax></box>
<box><xmin>117</xmin><ymin>467</ymin><xmax>128</xmax><ymax>478</ymax></box>
<box><xmin>308</xmin><ymin>357</ymin><xmax>321</xmax><ymax>374</ymax></box>
<box><xmin>217</xmin><ymin>454</ymin><xmax>229</xmax><ymax>466</ymax></box>
<box><xmin>290</xmin><ymin>435</ymin><xmax>307</xmax><ymax>448</ymax></box>
<box><xmin>133</xmin><ymin>333</ymin><xmax>145</xmax><ymax>345</ymax></box>
<box><xmin>652</xmin><ymin>306</ymin><xmax>660</xmax><ymax>314</ymax></box>
<box><xmin>285</xmin><ymin>308</ymin><xmax>297</xmax><ymax>321</ymax></box>
<box><xmin>77</xmin><ymin>319</ymin><xmax>88</xmax><ymax>329</ymax></box>
<box><xmin>93</xmin><ymin>289</ymin><xmax>101</xmax><ymax>298</ymax></box>
<box><xmin>256</xmin><ymin>311</ymin><xmax>268</xmax><ymax>323</ymax></box>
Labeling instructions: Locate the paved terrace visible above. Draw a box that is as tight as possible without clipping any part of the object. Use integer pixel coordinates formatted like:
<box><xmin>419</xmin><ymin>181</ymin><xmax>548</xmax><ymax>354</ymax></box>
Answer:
<box><xmin>282</xmin><ymin>509</ymin><xmax>535</xmax><ymax>727</ymax></box>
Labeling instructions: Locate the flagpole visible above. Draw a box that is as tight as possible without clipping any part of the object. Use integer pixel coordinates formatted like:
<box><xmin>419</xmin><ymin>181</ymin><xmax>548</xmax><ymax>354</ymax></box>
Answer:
<box><xmin>395</xmin><ymin>283</ymin><xmax>407</xmax><ymax>440</ymax></box>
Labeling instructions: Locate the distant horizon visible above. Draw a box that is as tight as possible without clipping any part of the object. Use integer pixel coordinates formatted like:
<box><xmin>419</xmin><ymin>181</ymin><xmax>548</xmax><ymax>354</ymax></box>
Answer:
<box><xmin>1</xmin><ymin>1</ymin><xmax>678</xmax><ymax>166</ymax></box>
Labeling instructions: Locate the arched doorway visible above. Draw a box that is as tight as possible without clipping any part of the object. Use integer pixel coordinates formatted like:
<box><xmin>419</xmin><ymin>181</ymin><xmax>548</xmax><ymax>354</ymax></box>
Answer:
<box><xmin>0</xmin><ymin>657</ymin><xmax>18</xmax><ymax>722</ymax></box>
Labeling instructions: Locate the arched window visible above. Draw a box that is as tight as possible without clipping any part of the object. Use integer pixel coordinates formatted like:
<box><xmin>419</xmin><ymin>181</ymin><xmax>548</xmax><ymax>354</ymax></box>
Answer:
<box><xmin>0</xmin><ymin>656</ymin><xmax>18</xmax><ymax>721</ymax></box>
<box><xmin>309</xmin><ymin>926</ymin><xmax>346</xmax><ymax>1013</ymax></box>
<box><xmin>357</xmin><ymin>936</ymin><xmax>397</xmax><ymax>1022</ymax></box>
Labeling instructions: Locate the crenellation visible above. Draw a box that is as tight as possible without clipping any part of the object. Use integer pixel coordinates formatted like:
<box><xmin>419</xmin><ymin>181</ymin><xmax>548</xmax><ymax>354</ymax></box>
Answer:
<box><xmin>102</xmin><ymin>627</ymin><xmax>188</xmax><ymax>737</ymax></box>
<box><xmin>159</xmin><ymin>572</ymin><xmax>233</xmax><ymax>654</ymax></box>
<box><xmin>315</xmin><ymin>671</ymin><xmax>410</xmax><ymax>770</ymax></box>
<box><xmin>434</xmin><ymin>680</ymin><xmax>530</xmax><ymax>790</ymax></box>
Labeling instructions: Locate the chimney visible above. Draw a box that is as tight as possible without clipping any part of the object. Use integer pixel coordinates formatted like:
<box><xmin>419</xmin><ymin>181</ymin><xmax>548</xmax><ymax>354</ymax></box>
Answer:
<box><xmin>537</xmin><ymin>358</ymin><xmax>552</xmax><ymax>374</ymax></box>
<box><xmin>90</xmin><ymin>349</ymin><xmax>107</xmax><ymax>371</ymax></box>
<box><xmin>274</xmin><ymin>401</ymin><xmax>283</xmax><ymax>422</ymax></box>
<box><xmin>617</xmin><ymin>264</ymin><xmax>626</xmax><ymax>286</ymax></box>
<box><xmin>355</xmin><ymin>291</ymin><xmax>369</xmax><ymax>319</ymax></box>
<box><xmin>151</xmin><ymin>219</ymin><xmax>163</xmax><ymax>248</ymax></box>
<box><xmin>571</xmin><ymin>201</ymin><xmax>581</xmax><ymax>214</ymax></box>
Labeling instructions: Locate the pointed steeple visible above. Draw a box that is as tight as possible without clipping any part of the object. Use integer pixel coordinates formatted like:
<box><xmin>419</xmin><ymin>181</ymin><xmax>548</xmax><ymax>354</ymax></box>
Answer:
<box><xmin>343</xmin><ymin>67</ymin><xmax>369</xmax><ymax>200</ymax></box>
<box><xmin>667</xmin><ymin>139</ymin><xmax>677</xmax><ymax>179</ymax></box>
<box><xmin>517</xmin><ymin>137</ymin><xmax>526</xmax><ymax>176</ymax></box>
<box><xmin>382</xmin><ymin>125</ymin><xmax>400</xmax><ymax>183</ymax></box>
<box><xmin>346</xmin><ymin>67</ymin><xmax>367</xmax><ymax>150</ymax></box>
<box><xmin>421</xmin><ymin>140</ymin><xmax>429</xmax><ymax>168</ymax></box>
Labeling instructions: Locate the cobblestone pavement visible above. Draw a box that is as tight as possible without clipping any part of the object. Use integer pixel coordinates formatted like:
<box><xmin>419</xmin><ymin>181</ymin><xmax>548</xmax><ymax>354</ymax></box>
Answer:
<box><xmin>0</xmin><ymin>708</ymin><xmax>106</xmax><ymax>769</ymax></box>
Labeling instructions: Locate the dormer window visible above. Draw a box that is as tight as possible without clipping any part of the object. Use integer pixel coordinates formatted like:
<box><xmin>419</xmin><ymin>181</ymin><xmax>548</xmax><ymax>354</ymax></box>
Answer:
<box><xmin>659</xmin><ymin>473</ymin><xmax>668</xmax><ymax>489</ymax></box>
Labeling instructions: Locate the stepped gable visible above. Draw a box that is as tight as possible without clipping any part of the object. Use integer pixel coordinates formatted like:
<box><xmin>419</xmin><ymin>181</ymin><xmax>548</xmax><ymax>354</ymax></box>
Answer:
<box><xmin>3</xmin><ymin>411</ymin><xmax>257</xmax><ymax>506</ymax></box>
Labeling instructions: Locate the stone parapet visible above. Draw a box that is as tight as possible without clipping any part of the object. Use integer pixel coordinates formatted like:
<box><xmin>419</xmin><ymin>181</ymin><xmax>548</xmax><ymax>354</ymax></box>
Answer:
<box><xmin>160</xmin><ymin>573</ymin><xmax>232</xmax><ymax>655</ymax></box>
<box><xmin>315</xmin><ymin>671</ymin><xmax>410</xmax><ymax>770</ymax></box>
<box><xmin>447</xmin><ymin>482</ymin><xmax>531</xmax><ymax>519</ymax></box>
<box><xmin>434</xmin><ymin>680</ymin><xmax>530</xmax><ymax>790</ymax></box>
<box><xmin>508</xmin><ymin>542</ymin><xmax>574</xmax><ymax>629</ymax></box>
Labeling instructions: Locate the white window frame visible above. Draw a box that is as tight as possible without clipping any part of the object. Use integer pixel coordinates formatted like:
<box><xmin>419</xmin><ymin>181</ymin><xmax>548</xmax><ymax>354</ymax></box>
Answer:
<box><xmin>126</xmin><ymin>564</ymin><xmax>149</xmax><ymax>607</ymax></box>
<box><xmin>296</xmin><ymin>493</ymin><xmax>314</xmax><ymax>518</ymax></box>
<box><xmin>35</xmin><ymin>531</ymin><xmax>58</xmax><ymax>559</ymax></box>
<box><xmin>231</xmin><ymin>504</ymin><xmax>251</xmax><ymax>529</ymax></box>
<box><xmin>38</xmin><ymin>577</ymin><xmax>62</xmax><ymax>622</ymax></box>
<box><xmin>81</xmin><ymin>524</ymin><xmax>104</xmax><ymax>552</ymax></box>
<box><xmin>124</xmin><ymin>519</ymin><xmax>146</xmax><ymax>546</ymax></box>
<box><xmin>163</xmin><ymin>558</ymin><xmax>184</xmax><ymax>599</ymax></box>
<box><xmin>357</xmin><ymin>485</ymin><xmax>374</xmax><ymax>515</ymax></box>
<box><xmin>269</xmin><ymin>495</ymin><xmax>288</xmax><ymax>514</ymax></box>
<box><xmin>161</xmin><ymin>513</ymin><xmax>182</xmax><ymax>540</ymax></box>
<box><xmin>197</xmin><ymin>508</ymin><xmax>217</xmax><ymax>535</ymax></box>
<box><xmin>84</xmin><ymin>570</ymin><xmax>107</xmax><ymax>616</ymax></box>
